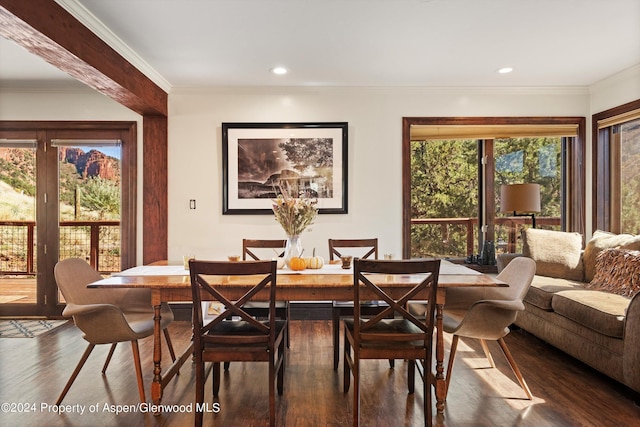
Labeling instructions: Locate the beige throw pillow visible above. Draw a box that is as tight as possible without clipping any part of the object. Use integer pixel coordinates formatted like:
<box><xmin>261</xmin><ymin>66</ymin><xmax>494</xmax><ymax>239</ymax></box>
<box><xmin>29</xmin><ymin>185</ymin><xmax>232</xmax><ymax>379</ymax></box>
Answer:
<box><xmin>523</xmin><ymin>228</ymin><xmax>584</xmax><ymax>281</ymax></box>
<box><xmin>588</xmin><ymin>248</ymin><xmax>640</xmax><ymax>298</ymax></box>
<box><xmin>583</xmin><ymin>230</ymin><xmax>640</xmax><ymax>282</ymax></box>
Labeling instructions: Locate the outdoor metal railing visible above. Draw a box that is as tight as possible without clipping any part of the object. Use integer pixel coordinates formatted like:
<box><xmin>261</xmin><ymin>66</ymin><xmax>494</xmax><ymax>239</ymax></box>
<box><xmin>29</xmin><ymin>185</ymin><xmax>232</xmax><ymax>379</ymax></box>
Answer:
<box><xmin>0</xmin><ymin>220</ymin><xmax>120</xmax><ymax>275</ymax></box>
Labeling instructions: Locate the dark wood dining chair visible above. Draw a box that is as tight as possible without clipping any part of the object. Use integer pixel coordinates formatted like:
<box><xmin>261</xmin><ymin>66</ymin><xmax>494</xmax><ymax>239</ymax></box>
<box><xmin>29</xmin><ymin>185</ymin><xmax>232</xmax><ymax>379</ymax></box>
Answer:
<box><xmin>242</xmin><ymin>238</ymin><xmax>287</xmax><ymax>261</ymax></box>
<box><xmin>242</xmin><ymin>238</ymin><xmax>290</xmax><ymax>348</ymax></box>
<box><xmin>343</xmin><ymin>258</ymin><xmax>440</xmax><ymax>427</ymax></box>
<box><xmin>189</xmin><ymin>259</ymin><xmax>286</xmax><ymax>427</ymax></box>
<box><xmin>329</xmin><ymin>238</ymin><xmax>390</xmax><ymax>370</ymax></box>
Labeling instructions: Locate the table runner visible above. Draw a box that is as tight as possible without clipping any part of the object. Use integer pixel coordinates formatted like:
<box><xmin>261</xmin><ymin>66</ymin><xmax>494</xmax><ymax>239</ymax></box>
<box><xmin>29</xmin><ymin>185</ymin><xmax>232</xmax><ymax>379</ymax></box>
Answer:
<box><xmin>112</xmin><ymin>259</ymin><xmax>481</xmax><ymax>277</ymax></box>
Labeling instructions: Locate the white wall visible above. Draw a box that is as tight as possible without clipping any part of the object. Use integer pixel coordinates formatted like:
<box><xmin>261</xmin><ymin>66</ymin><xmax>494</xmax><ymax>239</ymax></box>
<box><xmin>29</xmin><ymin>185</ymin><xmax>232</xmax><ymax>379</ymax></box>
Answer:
<box><xmin>0</xmin><ymin>86</ymin><xmax>139</xmax><ymax>122</ymax></box>
<box><xmin>167</xmin><ymin>86</ymin><xmax>590</xmax><ymax>262</ymax></box>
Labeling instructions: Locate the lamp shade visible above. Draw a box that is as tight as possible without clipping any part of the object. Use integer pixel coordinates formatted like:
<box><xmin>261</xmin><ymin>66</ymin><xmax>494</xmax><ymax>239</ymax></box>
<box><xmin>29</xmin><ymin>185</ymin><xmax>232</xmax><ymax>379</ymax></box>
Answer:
<box><xmin>500</xmin><ymin>184</ymin><xmax>541</xmax><ymax>213</ymax></box>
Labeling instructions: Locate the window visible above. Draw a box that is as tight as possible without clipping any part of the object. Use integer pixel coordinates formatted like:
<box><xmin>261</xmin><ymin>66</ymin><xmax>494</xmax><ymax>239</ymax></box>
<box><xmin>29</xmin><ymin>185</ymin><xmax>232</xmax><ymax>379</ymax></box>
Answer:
<box><xmin>593</xmin><ymin>99</ymin><xmax>640</xmax><ymax>233</ymax></box>
<box><xmin>402</xmin><ymin>117</ymin><xmax>586</xmax><ymax>260</ymax></box>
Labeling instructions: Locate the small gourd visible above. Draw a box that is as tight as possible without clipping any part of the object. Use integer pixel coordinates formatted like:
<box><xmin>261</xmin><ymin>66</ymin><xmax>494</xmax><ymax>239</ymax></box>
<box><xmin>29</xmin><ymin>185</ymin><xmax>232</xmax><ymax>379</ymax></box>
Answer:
<box><xmin>306</xmin><ymin>248</ymin><xmax>324</xmax><ymax>269</ymax></box>
<box><xmin>289</xmin><ymin>256</ymin><xmax>306</xmax><ymax>271</ymax></box>
<box><xmin>274</xmin><ymin>257</ymin><xmax>285</xmax><ymax>269</ymax></box>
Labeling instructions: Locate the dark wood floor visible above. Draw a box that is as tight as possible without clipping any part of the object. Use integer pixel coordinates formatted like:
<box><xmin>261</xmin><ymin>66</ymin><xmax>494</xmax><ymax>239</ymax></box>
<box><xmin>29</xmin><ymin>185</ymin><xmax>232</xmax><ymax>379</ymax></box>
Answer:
<box><xmin>0</xmin><ymin>319</ymin><xmax>638</xmax><ymax>426</ymax></box>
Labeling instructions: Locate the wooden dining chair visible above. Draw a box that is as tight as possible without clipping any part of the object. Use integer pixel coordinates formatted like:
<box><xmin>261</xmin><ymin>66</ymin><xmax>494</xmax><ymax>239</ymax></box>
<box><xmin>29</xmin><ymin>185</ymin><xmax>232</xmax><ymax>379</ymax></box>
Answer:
<box><xmin>343</xmin><ymin>258</ymin><xmax>441</xmax><ymax>427</ymax></box>
<box><xmin>54</xmin><ymin>258</ymin><xmax>177</xmax><ymax>405</ymax></box>
<box><xmin>329</xmin><ymin>238</ymin><xmax>390</xmax><ymax>370</ymax></box>
<box><xmin>189</xmin><ymin>259</ymin><xmax>286</xmax><ymax>427</ymax></box>
<box><xmin>442</xmin><ymin>256</ymin><xmax>536</xmax><ymax>401</ymax></box>
<box><xmin>242</xmin><ymin>239</ymin><xmax>290</xmax><ymax>348</ymax></box>
<box><xmin>242</xmin><ymin>238</ymin><xmax>287</xmax><ymax>261</ymax></box>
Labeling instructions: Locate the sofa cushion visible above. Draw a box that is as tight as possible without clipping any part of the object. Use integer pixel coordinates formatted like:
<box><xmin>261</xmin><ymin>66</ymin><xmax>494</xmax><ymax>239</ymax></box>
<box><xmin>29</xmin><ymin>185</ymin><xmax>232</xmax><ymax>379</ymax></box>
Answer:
<box><xmin>583</xmin><ymin>230</ymin><xmax>640</xmax><ymax>282</ymax></box>
<box><xmin>551</xmin><ymin>290</ymin><xmax>628</xmax><ymax>338</ymax></box>
<box><xmin>525</xmin><ymin>275</ymin><xmax>585</xmax><ymax>310</ymax></box>
<box><xmin>523</xmin><ymin>229</ymin><xmax>584</xmax><ymax>281</ymax></box>
<box><xmin>587</xmin><ymin>248</ymin><xmax>640</xmax><ymax>298</ymax></box>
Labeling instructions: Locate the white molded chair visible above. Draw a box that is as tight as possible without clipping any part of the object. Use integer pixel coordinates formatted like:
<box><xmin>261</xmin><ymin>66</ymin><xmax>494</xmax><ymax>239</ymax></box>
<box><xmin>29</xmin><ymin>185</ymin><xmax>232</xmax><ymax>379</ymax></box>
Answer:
<box><xmin>54</xmin><ymin>258</ymin><xmax>176</xmax><ymax>405</ymax></box>
<box><xmin>442</xmin><ymin>256</ymin><xmax>536</xmax><ymax>400</ymax></box>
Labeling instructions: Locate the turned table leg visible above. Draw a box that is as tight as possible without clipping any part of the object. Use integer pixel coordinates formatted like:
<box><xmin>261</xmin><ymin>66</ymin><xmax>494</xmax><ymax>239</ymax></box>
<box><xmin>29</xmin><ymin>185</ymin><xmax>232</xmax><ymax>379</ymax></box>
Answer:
<box><xmin>151</xmin><ymin>295</ymin><xmax>163</xmax><ymax>409</ymax></box>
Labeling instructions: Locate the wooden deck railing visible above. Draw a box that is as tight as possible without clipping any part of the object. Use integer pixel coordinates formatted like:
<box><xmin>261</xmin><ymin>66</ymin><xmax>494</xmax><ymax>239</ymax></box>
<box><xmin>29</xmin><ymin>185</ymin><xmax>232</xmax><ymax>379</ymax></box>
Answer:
<box><xmin>410</xmin><ymin>216</ymin><xmax>562</xmax><ymax>257</ymax></box>
<box><xmin>0</xmin><ymin>220</ymin><xmax>120</xmax><ymax>275</ymax></box>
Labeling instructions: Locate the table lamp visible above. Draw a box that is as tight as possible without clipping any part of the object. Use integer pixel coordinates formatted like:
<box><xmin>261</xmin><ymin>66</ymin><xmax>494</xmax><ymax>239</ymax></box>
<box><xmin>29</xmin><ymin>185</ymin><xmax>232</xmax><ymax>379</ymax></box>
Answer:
<box><xmin>500</xmin><ymin>183</ymin><xmax>541</xmax><ymax>228</ymax></box>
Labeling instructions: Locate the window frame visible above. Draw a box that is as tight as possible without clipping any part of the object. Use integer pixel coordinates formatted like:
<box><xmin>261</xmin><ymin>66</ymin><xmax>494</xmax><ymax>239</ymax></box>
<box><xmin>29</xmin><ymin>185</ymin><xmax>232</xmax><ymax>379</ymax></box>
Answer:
<box><xmin>402</xmin><ymin>117</ymin><xmax>586</xmax><ymax>259</ymax></box>
<box><xmin>0</xmin><ymin>120</ymin><xmax>137</xmax><ymax>317</ymax></box>
<box><xmin>592</xmin><ymin>98</ymin><xmax>640</xmax><ymax>233</ymax></box>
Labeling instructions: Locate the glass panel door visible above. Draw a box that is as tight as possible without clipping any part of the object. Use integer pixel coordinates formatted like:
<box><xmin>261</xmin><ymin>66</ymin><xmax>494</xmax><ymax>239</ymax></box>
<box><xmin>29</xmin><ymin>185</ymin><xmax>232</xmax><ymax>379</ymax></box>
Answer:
<box><xmin>494</xmin><ymin>137</ymin><xmax>563</xmax><ymax>254</ymax></box>
<box><xmin>410</xmin><ymin>139</ymin><xmax>479</xmax><ymax>258</ymax></box>
<box><xmin>1</xmin><ymin>123</ymin><xmax>134</xmax><ymax>317</ymax></box>
<box><xmin>56</xmin><ymin>140</ymin><xmax>122</xmax><ymax>304</ymax></box>
<box><xmin>618</xmin><ymin>118</ymin><xmax>640</xmax><ymax>233</ymax></box>
<box><xmin>0</xmin><ymin>138</ymin><xmax>39</xmax><ymax>312</ymax></box>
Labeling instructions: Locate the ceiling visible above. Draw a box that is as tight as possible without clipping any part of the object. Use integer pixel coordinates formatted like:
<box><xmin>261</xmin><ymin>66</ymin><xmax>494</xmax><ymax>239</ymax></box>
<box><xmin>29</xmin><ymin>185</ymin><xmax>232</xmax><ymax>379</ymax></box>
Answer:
<box><xmin>1</xmin><ymin>0</ymin><xmax>639</xmax><ymax>90</ymax></box>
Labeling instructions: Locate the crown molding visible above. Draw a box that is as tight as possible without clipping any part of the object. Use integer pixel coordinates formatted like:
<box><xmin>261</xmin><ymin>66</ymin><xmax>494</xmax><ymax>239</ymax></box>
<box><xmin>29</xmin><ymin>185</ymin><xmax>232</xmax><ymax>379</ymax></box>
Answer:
<box><xmin>590</xmin><ymin>63</ymin><xmax>640</xmax><ymax>94</ymax></box>
<box><xmin>172</xmin><ymin>85</ymin><xmax>590</xmax><ymax>97</ymax></box>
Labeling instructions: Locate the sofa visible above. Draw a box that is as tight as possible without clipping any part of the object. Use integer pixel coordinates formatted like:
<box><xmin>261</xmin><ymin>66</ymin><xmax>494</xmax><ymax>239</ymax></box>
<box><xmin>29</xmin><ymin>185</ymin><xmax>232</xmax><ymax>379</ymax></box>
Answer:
<box><xmin>497</xmin><ymin>228</ymin><xmax>640</xmax><ymax>395</ymax></box>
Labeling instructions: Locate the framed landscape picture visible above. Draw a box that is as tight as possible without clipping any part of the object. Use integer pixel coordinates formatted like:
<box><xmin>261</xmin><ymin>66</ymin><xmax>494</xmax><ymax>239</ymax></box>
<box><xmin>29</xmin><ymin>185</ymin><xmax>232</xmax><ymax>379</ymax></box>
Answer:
<box><xmin>222</xmin><ymin>122</ymin><xmax>348</xmax><ymax>214</ymax></box>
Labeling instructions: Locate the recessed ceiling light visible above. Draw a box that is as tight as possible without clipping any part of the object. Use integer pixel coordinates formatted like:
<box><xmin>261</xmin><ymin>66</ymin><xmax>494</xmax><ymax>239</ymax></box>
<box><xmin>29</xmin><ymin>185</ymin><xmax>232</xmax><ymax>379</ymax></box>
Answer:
<box><xmin>270</xmin><ymin>66</ymin><xmax>288</xmax><ymax>75</ymax></box>
<box><xmin>497</xmin><ymin>67</ymin><xmax>514</xmax><ymax>74</ymax></box>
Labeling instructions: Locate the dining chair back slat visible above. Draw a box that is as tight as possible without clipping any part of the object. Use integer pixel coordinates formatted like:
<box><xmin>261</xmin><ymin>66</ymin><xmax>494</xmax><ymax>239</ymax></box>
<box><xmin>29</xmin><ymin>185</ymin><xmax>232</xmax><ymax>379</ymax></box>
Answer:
<box><xmin>344</xmin><ymin>258</ymin><xmax>441</xmax><ymax>427</ymax></box>
<box><xmin>242</xmin><ymin>239</ymin><xmax>287</xmax><ymax>260</ymax></box>
<box><xmin>328</xmin><ymin>238</ymin><xmax>378</xmax><ymax>260</ymax></box>
<box><xmin>240</xmin><ymin>238</ymin><xmax>290</xmax><ymax>348</ymax></box>
<box><xmin>328</xmin><ymin>238</ymin><xmax>385</xmax><ymax>370</ymax></box>
<box><xmin>188</xmin><ymin>259</ymin><xmax>286</xmax><ymax>427</ymax></box>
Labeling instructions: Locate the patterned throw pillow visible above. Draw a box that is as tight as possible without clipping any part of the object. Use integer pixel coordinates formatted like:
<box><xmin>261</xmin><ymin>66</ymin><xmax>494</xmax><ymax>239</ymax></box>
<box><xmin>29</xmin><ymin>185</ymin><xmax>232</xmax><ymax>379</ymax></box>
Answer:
<box><xmin>588</xmin><ymin>248</ymin><xmax>640</xmax><ymax>298</ymax></box>
<box><xmin>583</xmin><ymin>230</ymin><xmax>640</xmax><ymax>282</ymax></box>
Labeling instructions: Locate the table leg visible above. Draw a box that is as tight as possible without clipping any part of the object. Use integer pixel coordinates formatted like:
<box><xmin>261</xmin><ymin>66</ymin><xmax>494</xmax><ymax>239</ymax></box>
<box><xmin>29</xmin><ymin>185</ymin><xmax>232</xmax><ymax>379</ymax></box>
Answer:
<box><xmin>435</xmin><ymin>302</ymin><xmax>445</xmax><ymax>414</ymax></box>
<box><xmin>151</xmin><ymin>302</ymin><xmax>163</xmax><ymax>407</ymax></box>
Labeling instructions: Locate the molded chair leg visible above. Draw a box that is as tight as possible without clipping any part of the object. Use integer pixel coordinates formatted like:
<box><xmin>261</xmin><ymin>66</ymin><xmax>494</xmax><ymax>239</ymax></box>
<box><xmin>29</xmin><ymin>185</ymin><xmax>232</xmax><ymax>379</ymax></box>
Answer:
<box><xmin>164</xmin><ymin>328</ymin><xmax>177</xmax><ymax>361</ymax></box>
<box><xmin>479</xmin><ymin>339</ymin><xmax>495</xmax><ymax>368</ymax></box>
<box><xmin>56</xmin><ymin>343</ymin><xmax>95</xmax><ymax>405</ymax></box>
<box><xmin>101</xmin><ymin>343</ymin><xmax>117</xmax><ymax>374</ymax></box>
<box><xmin>163</xmin><ymin>328</ymin><xmax>178</xmax><ymax>375</ymax></box>
<box><xmin>131</xmin><ymin>340</ymin><xmax>146</xmax><ymax>403</ymax></box>
<box><xmin>497</xmin><ymin>337</ymin><xmax>533</xmax><ymax>400</ymax></box>
<box><xmin>444</xmin><ymin>335</ymin><xmax>459</xmax><ymax>400</ymax></box>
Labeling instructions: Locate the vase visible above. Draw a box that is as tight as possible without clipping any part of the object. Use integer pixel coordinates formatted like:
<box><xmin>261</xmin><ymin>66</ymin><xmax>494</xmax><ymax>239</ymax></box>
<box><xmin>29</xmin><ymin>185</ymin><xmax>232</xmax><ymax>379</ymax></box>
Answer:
<box><xmin>284</xmin><ymin>234</ymin><xmax>303</xmax><ymax>268</ymax></box>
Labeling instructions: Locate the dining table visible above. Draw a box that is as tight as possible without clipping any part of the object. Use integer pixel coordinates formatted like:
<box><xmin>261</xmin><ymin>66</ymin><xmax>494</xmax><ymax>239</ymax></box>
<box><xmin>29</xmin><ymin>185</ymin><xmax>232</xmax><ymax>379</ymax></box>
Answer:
<box><xmin>88</xmin><ymin>260</ymin><xmax>505</xmax><ymax>415</ymax></box>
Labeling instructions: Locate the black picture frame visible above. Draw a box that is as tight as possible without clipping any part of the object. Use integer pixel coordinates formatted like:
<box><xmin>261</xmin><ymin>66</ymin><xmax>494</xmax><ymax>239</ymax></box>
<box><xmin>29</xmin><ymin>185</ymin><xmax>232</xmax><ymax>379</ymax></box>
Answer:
<box><xmin>222</xmin><ymin>122</ymin><xmax>348</xmax><ymax>214</ymax></box>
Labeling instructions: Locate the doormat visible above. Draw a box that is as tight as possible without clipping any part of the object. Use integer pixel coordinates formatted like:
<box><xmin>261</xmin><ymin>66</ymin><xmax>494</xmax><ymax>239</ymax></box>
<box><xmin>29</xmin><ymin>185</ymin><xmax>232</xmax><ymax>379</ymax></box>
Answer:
<box><xmin>0</xmin><ymin>319</ymin><xmax>68</xmax><ymax>338</ymax></box>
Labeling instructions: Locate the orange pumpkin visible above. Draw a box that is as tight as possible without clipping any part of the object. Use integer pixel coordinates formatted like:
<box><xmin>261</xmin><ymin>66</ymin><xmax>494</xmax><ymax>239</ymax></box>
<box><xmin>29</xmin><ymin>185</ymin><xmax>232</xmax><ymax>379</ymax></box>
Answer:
<box><xmin>289</xmin><ymin>257</ymin><xmax>306</xmax><ymax>271</ymax></box>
